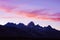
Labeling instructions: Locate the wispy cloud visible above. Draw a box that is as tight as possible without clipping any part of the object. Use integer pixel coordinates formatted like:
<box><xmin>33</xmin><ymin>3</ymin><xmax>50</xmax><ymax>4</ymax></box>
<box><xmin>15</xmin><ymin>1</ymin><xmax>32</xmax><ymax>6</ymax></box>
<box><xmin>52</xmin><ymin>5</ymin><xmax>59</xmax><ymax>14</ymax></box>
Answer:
<box><xmin>23</xmin><ymin>9</ymin><xmax>60</xmax><ymax>21</ymax></box>
<box><xmin>0</xmin><ymin>0</ymin><xmax>60</xmax><ymax>22</ymax></box>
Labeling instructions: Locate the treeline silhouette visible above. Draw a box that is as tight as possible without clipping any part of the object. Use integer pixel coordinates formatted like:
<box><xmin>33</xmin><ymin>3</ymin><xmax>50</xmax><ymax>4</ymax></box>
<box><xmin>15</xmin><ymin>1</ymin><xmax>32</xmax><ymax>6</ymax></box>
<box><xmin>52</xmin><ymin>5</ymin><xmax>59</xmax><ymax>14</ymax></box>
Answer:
<box><xmin>0</xmin><ymin>21</ymin><xmax>60</xmax><ymax>39</ymax></box>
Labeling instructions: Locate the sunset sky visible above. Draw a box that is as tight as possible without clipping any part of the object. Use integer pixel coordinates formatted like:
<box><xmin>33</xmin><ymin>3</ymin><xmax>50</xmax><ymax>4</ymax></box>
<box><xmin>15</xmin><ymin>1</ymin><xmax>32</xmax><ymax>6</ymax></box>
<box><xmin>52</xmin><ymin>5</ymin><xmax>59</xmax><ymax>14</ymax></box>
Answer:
<box><xmin>0</xmin><ymin>0</ymin><xmax>60</xmax><ymax>30</ymax></box>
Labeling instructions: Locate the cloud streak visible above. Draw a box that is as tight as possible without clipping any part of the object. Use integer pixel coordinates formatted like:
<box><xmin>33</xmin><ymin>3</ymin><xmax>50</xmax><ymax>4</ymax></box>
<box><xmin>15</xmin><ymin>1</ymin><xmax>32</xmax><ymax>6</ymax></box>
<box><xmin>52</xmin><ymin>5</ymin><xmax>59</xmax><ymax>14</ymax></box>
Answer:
<box><xmin>22</xmin><ymin>10</ymin><xmax>60</xmax><ymax>21</ymax></box>
<box><xmin>0</xmin><ymin>5</ymin><xmax>60</xmax><ymax>22</ymax></box>
<box><xmin>0</xmin><ymin>0</ymin><xmax>60</xmax><ymax>22</ymax></box>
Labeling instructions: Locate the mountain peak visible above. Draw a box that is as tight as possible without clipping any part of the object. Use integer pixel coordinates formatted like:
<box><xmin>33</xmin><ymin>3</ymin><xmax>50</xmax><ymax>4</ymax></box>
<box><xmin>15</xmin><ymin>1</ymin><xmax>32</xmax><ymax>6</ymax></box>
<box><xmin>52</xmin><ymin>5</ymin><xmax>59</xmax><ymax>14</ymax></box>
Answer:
<box><xmin>47</xmin><ymin>25</ymin><xmax>52</xmax><ymax>29</ymax></box>
<box><xmin>5</xmin><ymin>22</ymin><xmax>16</xmax><ymax>27</ymax></box>
<box><xmin>27</xmin><ymin>21</ymin><xmax>35</xmax><ymax>27</ymax></box>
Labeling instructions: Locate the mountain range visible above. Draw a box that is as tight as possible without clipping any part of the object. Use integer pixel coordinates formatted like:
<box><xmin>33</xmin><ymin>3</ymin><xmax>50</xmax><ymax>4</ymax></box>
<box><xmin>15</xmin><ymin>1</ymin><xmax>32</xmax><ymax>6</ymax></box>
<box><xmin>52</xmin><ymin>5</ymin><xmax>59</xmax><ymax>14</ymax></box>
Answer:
<box><xmin>0</xmin><ymin>21</ymin><xmax>60</xmax><ymax>39</ymax></box>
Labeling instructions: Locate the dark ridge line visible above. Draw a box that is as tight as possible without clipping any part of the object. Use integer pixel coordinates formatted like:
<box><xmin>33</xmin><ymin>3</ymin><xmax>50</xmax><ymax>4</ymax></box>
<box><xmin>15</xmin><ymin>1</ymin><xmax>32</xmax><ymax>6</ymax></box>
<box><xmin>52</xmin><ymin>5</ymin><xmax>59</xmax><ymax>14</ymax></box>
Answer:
<box><xmin>0</xmin><ymin>21</ymin><xmax>60</xmax><ymax>39</ymax></box>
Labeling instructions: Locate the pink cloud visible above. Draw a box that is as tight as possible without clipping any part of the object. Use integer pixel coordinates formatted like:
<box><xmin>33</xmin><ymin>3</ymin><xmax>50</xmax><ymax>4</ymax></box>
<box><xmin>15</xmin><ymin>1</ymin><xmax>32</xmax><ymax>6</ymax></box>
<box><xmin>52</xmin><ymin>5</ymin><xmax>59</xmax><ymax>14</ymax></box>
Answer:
<box><xmin>30</xmin><ymin>9</ymin><xmax>49</xmax><ymax>15</ymax></box>
<box><xmin>0</xmin><ymin>0</ymin><xmax>28</xmax><ymax>13</ymax></box>
<box><xmin>0</xmin><ymin>1</ymin><xmax>60</xmax><ymax>22</ymax></box>
<box><xmin>0</xmin><ymin>0</ymin><xmax>19</xmax><ymax>13</ymax></box>
<box><xmin>23</xmin><ymin>9</ymin><xmax>60</xmax><ymax>21</ymax></box>
<box><xmin>50</xmin><ymin>13</ymin><xmax>60</xmax><ymax>17</ymax></box>
<box><xmin>0</xmin><ymin>6</ymin><xmax>17</xmax><ymax>13</ymax></box>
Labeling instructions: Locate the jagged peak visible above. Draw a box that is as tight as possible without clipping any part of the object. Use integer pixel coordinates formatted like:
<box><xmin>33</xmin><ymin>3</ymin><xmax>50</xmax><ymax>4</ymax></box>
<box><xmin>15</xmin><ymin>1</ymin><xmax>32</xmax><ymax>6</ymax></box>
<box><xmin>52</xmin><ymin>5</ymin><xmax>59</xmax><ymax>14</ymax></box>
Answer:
<box><xmin>5</xmin><ymin>22</ymin><xmax>16</xmax><ymax>27</ymax></box>
<box><xmin>29</xmin><ymin>21</ymin><xmax>34</xmax><ymax>24</ymax></box>
<box><xmin>17</xmin><ymin>23</ymin><xmax>25</xmax><ymax>26</ymax></box>
<box><xmin>18</xmin><ymin>23</ymin><xmax>25</xmax><ymax>25</ymax></box>
<box><xmin>27</xmin><ymin>21</ymin><xmax>35</xmax><ymax>26</ymax></box>
<box><xmin>47</xmin><ymin>25</ymin><xmax>52</xmax><ymax>28</ymax></box>
<box><xmin>35</xmin><ymin>24</ymin><xmax>42</xmax><ymax>27</ymax></box>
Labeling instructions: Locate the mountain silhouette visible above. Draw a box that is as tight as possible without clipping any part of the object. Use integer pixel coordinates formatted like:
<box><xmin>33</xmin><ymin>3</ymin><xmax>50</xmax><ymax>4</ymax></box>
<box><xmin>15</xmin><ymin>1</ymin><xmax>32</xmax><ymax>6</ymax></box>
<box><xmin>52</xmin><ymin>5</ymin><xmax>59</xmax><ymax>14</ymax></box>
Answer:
<box><xmin>27</xmin><ymin>21</ymin><xmax>35</xmax><ymax>27</ymax></box>
<box><xmin>17</xmin><ymin>23</ymin><xmax>25</xmax><ymax>28</ymax></box>
<box><xmin>0</xmin><ymin>21</ymin><xmax>60</xmax><ymax>39</ymax></box>
<box><xmin>4</xmin><ymin>22</ymin><xmax>16</xmax><ymax>27</ymax></box>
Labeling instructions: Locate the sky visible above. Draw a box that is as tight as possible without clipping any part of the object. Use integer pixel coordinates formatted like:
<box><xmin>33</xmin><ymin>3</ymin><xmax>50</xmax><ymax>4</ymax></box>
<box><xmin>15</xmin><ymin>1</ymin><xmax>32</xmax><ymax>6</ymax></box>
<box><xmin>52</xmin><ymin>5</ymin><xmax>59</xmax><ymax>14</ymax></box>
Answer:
<box><xmin>0</xmin><ymin>0</ymin><xmax>60</xmax><ymax>30</ymax></box>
